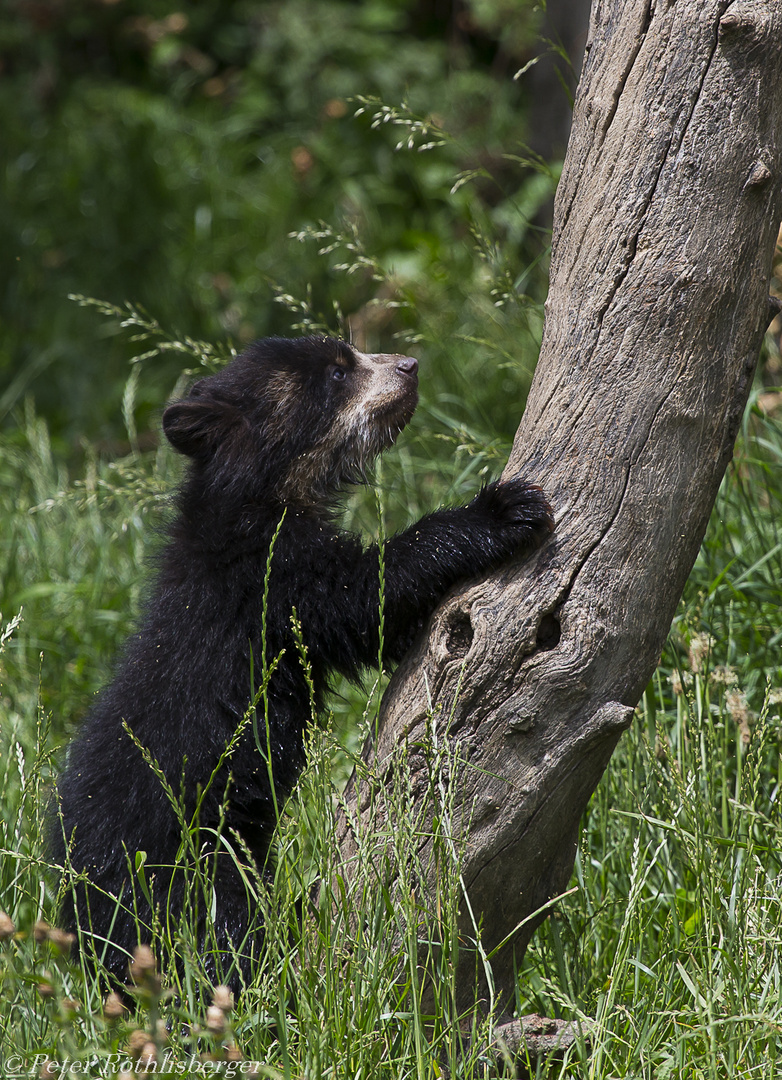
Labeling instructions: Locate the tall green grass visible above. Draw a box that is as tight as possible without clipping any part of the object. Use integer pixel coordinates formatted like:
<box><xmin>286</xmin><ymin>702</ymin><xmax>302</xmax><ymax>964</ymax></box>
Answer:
<box><xmin>1</xmin><ymin>374</ymin><xmax>781</xmax><ymax>1076</ymax></box>
<box><xmin>514</xmin><ymin>387</ymin><xmax>782</xmax><ymax>1077</ymax></box>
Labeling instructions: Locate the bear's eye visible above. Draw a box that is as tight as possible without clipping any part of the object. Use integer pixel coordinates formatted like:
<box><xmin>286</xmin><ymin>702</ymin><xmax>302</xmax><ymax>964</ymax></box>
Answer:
<box><xmin>330</xmin><ymin>366</ymin><xmax>347</xmax><ymax>382</ymax></box>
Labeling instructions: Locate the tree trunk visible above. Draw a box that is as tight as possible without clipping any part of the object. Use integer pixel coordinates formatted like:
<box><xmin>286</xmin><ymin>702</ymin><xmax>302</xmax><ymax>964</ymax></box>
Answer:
<box><xmin>337</xmin><ymin>0</ymin><xmax>782</xmax><ymax>1012</ymax></box>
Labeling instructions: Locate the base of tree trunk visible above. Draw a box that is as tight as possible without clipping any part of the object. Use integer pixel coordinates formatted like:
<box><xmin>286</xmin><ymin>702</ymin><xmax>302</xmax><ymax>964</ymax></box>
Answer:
<box><xmin>474</xmin><ymin>1013</ymin><xmax>592</xmax><ymax>1077</ymax></box>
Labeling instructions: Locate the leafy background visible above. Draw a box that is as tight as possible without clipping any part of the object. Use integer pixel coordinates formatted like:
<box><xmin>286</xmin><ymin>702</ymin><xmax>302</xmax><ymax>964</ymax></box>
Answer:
<box><xmin>1</xmin><ymin>0</ymin><xmax>557</xmax><ymax>447</ymax></box>
<box><xmin>2</xmin><ymin>1</ymin><xmax>782</xmax><ymax>1075</ymax></box>
<box><xmin>1</xmin><ymin>0</ymin><xmax>568</xmax><ymax>733</ymax></box>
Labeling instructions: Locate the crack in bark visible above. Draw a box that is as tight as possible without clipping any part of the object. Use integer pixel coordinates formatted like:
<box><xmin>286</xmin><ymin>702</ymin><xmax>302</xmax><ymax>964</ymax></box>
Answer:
<box><xmin>593</xmin><ymin>9</ymin><xmax>726</xmax><ymax>334</ymax></box>
<box><xmin>558</xmin><ymin>354</ymin><xmax>687</xmax><ymax>627</ymax></box>
<box><xmin>558</xmin><ymin>0</ymin><xmax>653</xmax><ymax>239</ymax></box>
<box><xmin>600</xmin><ymin>0</ymin><xmax>654</xmax><ymax>140</ymax></box>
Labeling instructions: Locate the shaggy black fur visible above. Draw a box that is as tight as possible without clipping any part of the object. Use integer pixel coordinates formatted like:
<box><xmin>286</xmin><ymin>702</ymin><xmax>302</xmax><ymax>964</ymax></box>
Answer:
<box><xmin>53</xmin><ymin>335</ymin><xmax>553</xmax><ymax>988</ymax></box>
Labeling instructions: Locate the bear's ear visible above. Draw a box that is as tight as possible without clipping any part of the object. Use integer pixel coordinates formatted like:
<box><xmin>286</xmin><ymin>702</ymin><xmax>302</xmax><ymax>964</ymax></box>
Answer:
<box><xmin>162</xmin><ymin>398</ymin><xmax>238</xmax><ymax>458</ymax></box>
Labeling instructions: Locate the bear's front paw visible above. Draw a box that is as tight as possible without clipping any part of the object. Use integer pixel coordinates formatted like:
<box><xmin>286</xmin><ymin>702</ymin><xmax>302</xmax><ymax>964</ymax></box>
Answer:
<box><xmin>474</xmin><ymin>478</ymin><xmax>554</xmax><ymax>549</ymax></box>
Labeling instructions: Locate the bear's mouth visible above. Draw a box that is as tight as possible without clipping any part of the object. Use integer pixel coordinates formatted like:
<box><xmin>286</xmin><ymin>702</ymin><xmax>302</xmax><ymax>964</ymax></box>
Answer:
<box><xmin>371</xmin><ymin>386</ymin><xmax>418</xmax><ymax>436</ymax></box>
<box><xmin>279</xmin><ymin>394</ymin><xmax>417</xmax><ymax>503</ymax></box>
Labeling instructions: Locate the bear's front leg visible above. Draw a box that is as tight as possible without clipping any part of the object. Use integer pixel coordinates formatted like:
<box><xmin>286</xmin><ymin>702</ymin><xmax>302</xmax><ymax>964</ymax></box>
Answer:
<box><xmin>377</xmin><ymin>479</ymin><xmax>553</xmax><ymax>659</ymax></box>
<box><xmin>279</xmin><ymin>479</ymin><xmax>552</xmax><ymax>675</ymax></box>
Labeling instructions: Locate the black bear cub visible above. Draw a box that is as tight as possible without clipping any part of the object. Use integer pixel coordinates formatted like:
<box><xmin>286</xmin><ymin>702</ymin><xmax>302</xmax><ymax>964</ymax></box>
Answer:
<box><xmin>54</xmin><ymin>335</ymin><xmax>553</xmax><ymax>987</ymax></box>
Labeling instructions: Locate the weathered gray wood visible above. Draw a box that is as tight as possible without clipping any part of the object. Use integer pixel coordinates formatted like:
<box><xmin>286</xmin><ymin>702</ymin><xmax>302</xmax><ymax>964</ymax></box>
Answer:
<box><xmin>492</xmin><ymin>1014</ymin><xmax>592</xmax><ymax>1064</ymax></box>
<box><xmin>337</xmin><ymin>0</ymin><xmax>782</xmax><ymax>1012</ymax></box>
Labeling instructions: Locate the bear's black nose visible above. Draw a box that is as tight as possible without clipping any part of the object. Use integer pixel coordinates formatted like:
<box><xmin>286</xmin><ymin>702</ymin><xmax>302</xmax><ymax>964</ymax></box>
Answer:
<box><xmin>396</xmin><ymin>356</ymin><xmax>419</xmax><ymax>378</ymax></box>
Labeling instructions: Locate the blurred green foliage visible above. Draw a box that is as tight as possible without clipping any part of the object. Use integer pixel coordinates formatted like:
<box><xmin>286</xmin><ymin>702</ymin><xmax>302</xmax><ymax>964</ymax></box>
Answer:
<box><xmin>0</xmin><ymin>0</ymin><xmax>554</xmax><ymax>451</ymax></box>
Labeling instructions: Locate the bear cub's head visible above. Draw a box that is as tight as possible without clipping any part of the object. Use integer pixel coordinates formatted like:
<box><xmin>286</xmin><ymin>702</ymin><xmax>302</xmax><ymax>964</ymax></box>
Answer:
<box><xmin>162</xmin><ymin>336</ymin><xmax>419</xmax><ymax>505</ymax></box>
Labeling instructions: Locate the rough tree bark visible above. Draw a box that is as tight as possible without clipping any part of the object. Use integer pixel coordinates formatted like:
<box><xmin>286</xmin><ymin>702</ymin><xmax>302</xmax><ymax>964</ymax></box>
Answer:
<box><xmin>337</xmin><ymin>0</ymin><xmax>782</xmax><ymax>1015</ymax></box>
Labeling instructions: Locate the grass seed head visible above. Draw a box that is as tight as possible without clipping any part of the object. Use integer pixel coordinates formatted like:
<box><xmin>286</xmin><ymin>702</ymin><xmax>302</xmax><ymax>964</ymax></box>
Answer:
<box><xmin>33</xmin><ymin>920</ymin><xmax>50</xmax><ymax>943</ymax></box>
<box><xmin>47</xmin><ymin>927</ymin><xmax>76</xmax><ymax>955</ymax></box>
<box><xmin>206</xmin><ymin>1004</ymin><xmax>227</xmax><ymax>1035</ymax></box>
<box><xmin>212</xmin><ymin>984</ymin><xmax>234</xmax><ymax>1012</ymax></box>
<box><xmin>127</xmin><ymin>1028</ymin><xmax>151</xmax><ymax>1059</ymax></box>
<box><xmin>103</xmin><ymin>991</ymin><xmax>126</xmax><ymax>1020</ymax></box>
<box><xmin>129</xmin><ymin>944</ymin><xmax>161</xmax><ymax>993</ymax></box>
